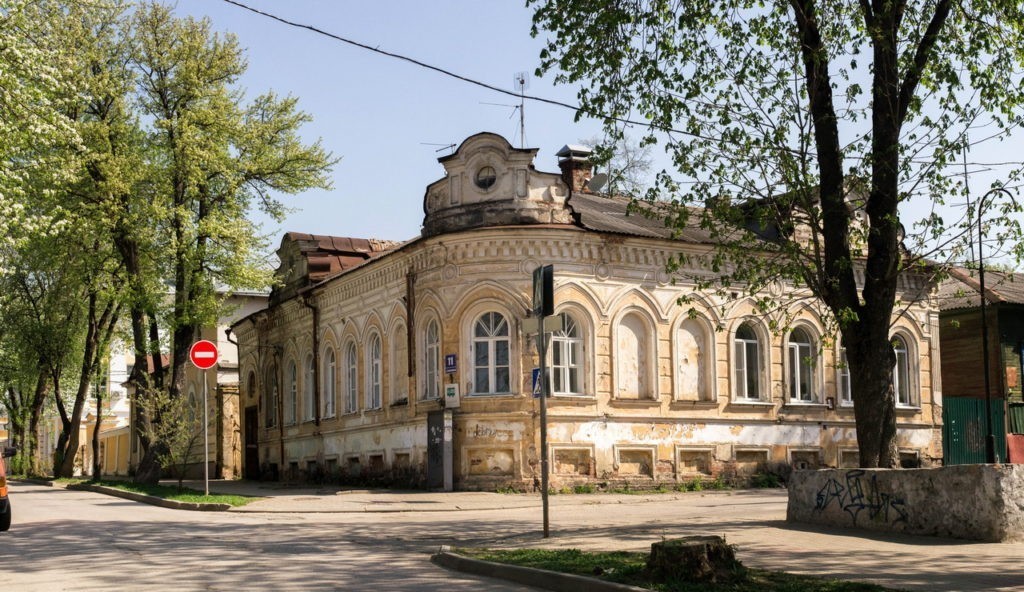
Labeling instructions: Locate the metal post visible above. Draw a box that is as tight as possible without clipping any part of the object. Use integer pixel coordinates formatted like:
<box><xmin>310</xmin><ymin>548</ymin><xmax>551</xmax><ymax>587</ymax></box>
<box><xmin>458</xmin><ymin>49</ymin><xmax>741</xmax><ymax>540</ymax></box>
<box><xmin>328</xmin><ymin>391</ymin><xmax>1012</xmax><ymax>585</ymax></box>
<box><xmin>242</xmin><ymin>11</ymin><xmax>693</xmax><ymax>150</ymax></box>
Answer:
<box><xmin>204</xmin><ymin>369</ymin><xmax>210</xmax><ymax>495</ymax></box>
<box><xmin>977</xmin><ymin>186</ymin><xmax>1015</xmax><ymax>464</ymax></box>
<box><xmin>537</xmin><ymin>328</ymin><xmax>550</xmax><ymax>538</ymax></box>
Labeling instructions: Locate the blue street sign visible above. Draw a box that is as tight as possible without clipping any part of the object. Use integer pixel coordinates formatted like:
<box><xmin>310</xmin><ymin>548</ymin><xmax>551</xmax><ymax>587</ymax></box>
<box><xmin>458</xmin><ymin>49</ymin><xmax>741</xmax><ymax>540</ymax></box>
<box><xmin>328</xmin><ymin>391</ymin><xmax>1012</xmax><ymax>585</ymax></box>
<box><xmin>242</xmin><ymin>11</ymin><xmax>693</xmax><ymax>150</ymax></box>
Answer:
<box><xmin>444</xmin><ymin>354</ymin><xmax>457</xmax><ymax>374</ymax></box>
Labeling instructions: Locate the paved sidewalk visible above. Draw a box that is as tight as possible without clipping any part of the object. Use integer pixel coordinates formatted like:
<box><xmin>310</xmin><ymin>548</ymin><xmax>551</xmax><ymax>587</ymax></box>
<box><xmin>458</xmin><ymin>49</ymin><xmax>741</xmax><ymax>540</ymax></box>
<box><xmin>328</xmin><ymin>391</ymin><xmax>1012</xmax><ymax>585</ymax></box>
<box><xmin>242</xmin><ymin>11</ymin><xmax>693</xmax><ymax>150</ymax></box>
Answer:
<box><xmin>153</xmin><ymin>480</ymin><xmax>1024</xmax><ymax>590</ymax></box>
<box><xmin>181</xmin><ymin>478</ymin><xmax>704</xmax><ymax>513</ymax></box>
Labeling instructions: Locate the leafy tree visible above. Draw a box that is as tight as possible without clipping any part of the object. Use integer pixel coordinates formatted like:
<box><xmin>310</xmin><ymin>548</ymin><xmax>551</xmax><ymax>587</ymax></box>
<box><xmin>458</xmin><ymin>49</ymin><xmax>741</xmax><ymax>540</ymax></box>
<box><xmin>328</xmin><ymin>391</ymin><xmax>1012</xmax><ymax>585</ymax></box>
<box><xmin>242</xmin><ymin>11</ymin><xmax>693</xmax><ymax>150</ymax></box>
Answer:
<box><xmin>532</xmin><ymin>0</ymin><xmax>1024</xmax><ymax>466</ymax></box>
<box><xmin>128</xmin><ymin>3</ymin><xmax>334</xmax><ymax>482</ymax></box>
<box><xmin>138</xmin><ymin>387</ymin><xmax>204</xmax><ymax>490</ymax></box>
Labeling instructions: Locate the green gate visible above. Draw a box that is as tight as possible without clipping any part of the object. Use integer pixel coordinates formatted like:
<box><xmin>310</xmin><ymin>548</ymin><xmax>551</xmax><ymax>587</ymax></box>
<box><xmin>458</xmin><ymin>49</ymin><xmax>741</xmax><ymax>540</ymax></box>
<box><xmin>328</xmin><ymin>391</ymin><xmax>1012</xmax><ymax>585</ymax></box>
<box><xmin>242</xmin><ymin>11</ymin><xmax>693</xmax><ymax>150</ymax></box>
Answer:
<box><xmin>942</xmin><ymin>397</ymin><xmax>1007</xmax><ymax>464</ymax></box>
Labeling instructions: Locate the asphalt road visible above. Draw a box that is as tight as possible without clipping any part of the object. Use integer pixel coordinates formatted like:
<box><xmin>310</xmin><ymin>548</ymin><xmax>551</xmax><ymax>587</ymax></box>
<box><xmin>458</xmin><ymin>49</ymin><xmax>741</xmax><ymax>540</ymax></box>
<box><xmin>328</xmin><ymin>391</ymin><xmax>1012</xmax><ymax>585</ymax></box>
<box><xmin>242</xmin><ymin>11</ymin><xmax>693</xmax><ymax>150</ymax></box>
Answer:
<box><xmin>5</xmin><ymin>481</ymin><xmax>1024</xmax><ymax>591</ymax></box>
<box><xmin>0</xmin><ymin>482</ymin><xmax>532</xmax><ymax>591</ymax></box>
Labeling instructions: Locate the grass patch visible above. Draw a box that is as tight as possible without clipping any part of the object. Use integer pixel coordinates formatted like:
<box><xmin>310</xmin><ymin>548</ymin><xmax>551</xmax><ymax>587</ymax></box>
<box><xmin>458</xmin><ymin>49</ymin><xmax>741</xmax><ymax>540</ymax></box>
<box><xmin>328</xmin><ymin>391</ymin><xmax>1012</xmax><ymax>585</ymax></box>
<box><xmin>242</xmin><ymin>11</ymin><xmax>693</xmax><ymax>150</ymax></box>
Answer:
<box><xmin>65</xmin><ymin>478</ymin><xmax>256</xmax><ymax>507</ymax></box>
<box><xmin>456</xmin><ymin>548</ymin><xmax>897</xmax><ymax>592</ymax></box>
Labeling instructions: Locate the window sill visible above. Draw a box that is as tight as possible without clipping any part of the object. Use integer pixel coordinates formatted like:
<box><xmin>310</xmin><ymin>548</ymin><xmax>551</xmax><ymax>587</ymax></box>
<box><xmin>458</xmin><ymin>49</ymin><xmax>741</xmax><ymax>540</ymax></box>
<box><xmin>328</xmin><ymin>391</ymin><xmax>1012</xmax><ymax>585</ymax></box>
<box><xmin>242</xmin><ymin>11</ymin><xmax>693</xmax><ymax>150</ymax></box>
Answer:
<box><xmin>782</xmin><ymin>402</ymin><xmax>830</xmax><ymax>409</ymax></box>
<box><xmin>466</xmin><ymin>392</ymin><xmax>517</xmax><ymax>398</ymax></box>
<box><xmin>669</xmin><ymin>399</ymin><xmax>718</xmax><ymax>409</ymax></box>
<box><xmin>728</xmin><ymin>400</ymin><xmax>774</xmax><ymax>408</ymax></box>
<box><xmin>896</xmin><ymin>405</ymin><xmax>922</xmax><ymax>413</ymax></box>
<box><xmin>550</xmin><ymin>394</ymin><xmax>596</xmax><ymax>401</ymax></box>
<box><xmin>608</xmin><ymin>398</ymin><xmax>661</xmax><ymax>407</ymax></box>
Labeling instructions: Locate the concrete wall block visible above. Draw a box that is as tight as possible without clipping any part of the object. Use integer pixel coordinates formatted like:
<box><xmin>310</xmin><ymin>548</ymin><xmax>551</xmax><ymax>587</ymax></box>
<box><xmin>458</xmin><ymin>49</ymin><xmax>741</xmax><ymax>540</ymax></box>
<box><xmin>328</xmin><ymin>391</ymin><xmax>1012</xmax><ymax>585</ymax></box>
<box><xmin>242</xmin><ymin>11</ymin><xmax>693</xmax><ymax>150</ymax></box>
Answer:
<box><xmin>787</xmin><ymin>465</ymin><xmax>1024</xmax><ymax>542</ymax></box>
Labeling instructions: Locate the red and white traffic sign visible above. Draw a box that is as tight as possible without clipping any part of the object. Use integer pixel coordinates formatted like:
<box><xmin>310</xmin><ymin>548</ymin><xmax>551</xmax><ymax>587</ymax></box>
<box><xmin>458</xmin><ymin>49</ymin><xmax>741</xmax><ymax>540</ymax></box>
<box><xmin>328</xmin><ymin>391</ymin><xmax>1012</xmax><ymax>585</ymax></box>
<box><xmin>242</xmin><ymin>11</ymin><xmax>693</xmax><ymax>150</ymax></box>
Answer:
<box><xmin>189</xmin><ymin>339</ymin><xmax>219</xmax><ymax>370</ymax></box>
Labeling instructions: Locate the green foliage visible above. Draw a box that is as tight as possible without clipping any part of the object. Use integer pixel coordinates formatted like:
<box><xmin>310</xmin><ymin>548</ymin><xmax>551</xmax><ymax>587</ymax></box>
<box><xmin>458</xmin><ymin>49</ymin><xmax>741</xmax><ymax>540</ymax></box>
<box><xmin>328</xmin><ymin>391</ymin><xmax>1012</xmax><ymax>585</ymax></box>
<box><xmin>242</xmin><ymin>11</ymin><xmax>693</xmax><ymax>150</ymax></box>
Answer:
<box><xmin>137</xmin><ymin>388</ymin><xmax>204</xmax><ymax>489</ymax></box>
<box><xmin>65</xmin><ymin>478</ymin><xmax>255</xmax><ymax>507</ymax></box>
<box><xmin>530</xmin><ymin>0</ymin><xmax>1024</xmax><ymax>468</ymax></box>
<box><xmin>0</xmin><ymin>0</ymin><xmax>335</xmax><ymax>479</ymax></box>
<box><xmin>457</xmin><ymin>548</ymin><xmax>895</xmax><ymax>591</ymax></box>
<box><xmin>749</xmin><ymin>473</ymin><xmax>783</xmax><ymax>489</ymax></box>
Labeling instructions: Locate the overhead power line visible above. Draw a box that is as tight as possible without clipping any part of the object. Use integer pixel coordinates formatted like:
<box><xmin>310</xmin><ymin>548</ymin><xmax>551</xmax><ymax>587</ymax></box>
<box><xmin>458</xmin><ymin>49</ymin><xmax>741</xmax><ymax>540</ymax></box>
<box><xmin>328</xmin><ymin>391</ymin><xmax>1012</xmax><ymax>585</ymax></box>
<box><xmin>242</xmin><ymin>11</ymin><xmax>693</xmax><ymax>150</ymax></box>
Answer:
<box><xmin>219</xmin><ymin>0</ymin><xmax>688</xmax><ymax>137</ymax></box>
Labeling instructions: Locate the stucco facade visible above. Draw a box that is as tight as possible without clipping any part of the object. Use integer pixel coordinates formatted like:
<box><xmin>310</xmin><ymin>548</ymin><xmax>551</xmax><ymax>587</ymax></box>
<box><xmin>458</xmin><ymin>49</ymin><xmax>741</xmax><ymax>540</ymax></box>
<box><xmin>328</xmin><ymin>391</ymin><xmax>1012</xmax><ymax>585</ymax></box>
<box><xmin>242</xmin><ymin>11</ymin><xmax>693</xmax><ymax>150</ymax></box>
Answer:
<box><xmin>233</xmin><ymin>133</ymin><xmax>942</xmax><ymax>490</ymax></box>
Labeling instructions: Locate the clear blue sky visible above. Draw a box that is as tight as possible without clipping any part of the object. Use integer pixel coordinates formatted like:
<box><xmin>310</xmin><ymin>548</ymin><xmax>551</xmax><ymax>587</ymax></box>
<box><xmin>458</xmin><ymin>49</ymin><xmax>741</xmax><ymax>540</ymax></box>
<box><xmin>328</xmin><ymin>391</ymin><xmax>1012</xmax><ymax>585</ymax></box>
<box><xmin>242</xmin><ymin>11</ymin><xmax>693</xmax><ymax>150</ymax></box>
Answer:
<box><xmin>172</xmin><ymin>1</ymin><xmax>1021</xmax><ymax>268</ymax></box>
<box><xmin>172</xmin><ymin>0</ymin><xmax>606</xmax><ymax>245</ymax></box>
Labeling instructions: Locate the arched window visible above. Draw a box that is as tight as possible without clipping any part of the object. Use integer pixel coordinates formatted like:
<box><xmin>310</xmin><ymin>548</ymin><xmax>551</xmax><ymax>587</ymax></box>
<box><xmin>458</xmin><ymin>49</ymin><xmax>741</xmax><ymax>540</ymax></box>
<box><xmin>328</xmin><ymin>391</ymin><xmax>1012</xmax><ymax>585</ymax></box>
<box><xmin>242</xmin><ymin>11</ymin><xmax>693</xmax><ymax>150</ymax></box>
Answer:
<box><xmin>617</xmin><ymin>312</ymin><xmax>653</xmax><ymax>399</ymax></box>
<box><xmin>424</xmin><ymin>319</ymin><xmax>441</xmax><ymax>399</ymax></box>
<box><xmin>472</xmin><ymin>312</ymin><xmax>510</xmax><ymax>394</ymax></box>
<box><xmin>264</xmin><ymin>364</ymin><xmax>278</xmax><ymax>428</ymax></box>
<box><xmin>551</xmin><ymin>312</ymin><xmax>583</xmax><ymax>396</ymax></box>
<box><xmin>303</xmin><ymin>354</ymin><xmax>315</xmax><ymax>421</ymax></box>
<box><xmin>344</xmin><ymin>342</ymin><xmax>358</xmax><ymax>413</ymax></box>
<box><xmin>391</xmin><ymin>323</ymin><xmax>409</xmax><ymax>402</ymax></box>
<box><xmin>893</xmin><ymin>335</ymin><xmax>913</xmax><ymax>406</ymax></box>
<box><xmin>285</xmin><ymin>360</ymin><xmax>297</xmax><ymax>425</ymax></box>
<box><xmin>733</xmin><ymin>323</ymin><xmax>763</xmax><ymax>400</ymax></box>
<box><xmin>677</xmin><ymin>318</ymin><xmax>710</xmax><ymax>401</ymax></box>
<box><xmin>366</xmin><ymin>333</ymin><xmax>382</xmax><ymax>409</ymax></box>
<box><xmin>787</xmin><ymin>327</ymin><xmax>816</xmax><ymax>402</ymax></box>
<box><xmin>322</xmin><ymin>348</ymin><xmax>336</xmax><ymax>418</ymax></box>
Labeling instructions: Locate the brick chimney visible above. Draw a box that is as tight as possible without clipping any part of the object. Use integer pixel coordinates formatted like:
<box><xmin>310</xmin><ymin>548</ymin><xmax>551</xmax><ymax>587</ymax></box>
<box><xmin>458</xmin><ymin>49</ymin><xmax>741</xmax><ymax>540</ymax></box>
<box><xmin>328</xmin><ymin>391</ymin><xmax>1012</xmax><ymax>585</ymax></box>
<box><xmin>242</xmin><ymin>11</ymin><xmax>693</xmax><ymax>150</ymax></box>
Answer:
<box><xmin>556</xmin><ymin>144</ymin><xmax>593</xmax><ymax>193</ymax></box>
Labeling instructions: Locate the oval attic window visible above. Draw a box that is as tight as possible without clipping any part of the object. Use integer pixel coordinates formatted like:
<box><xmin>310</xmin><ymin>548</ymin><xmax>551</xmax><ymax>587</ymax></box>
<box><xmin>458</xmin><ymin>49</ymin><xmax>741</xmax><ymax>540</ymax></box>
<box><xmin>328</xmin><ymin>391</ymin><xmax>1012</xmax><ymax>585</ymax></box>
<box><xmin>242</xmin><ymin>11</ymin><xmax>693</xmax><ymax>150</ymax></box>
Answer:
<box><xmin>475</xmin><ymin>166</ymin><xmax>497</xmax><ymax>190</ymax></box>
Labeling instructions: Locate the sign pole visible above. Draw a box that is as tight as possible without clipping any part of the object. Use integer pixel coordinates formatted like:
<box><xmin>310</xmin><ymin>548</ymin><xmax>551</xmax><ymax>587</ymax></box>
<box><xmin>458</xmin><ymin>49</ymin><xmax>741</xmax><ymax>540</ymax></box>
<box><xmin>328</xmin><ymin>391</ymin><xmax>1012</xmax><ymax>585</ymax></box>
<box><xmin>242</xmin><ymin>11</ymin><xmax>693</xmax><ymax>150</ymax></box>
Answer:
<box><xmin>203</xmin><ymin>369</ymin><xmax>209</xmax><ymax>496</ymax></box>
<box><xmin>189</xmin><ymin>339</ymin><xmax>219</xmax><ymax>497</ymax></box>
<box><xmin>538</xmin><ymin>326</ymin><xmax>549</xmax><ymax>538</ymax></box>
<box><xmin>532</xmin><ymin>264</ymin><xmax>553</xmax><ymax>539</ymax></box>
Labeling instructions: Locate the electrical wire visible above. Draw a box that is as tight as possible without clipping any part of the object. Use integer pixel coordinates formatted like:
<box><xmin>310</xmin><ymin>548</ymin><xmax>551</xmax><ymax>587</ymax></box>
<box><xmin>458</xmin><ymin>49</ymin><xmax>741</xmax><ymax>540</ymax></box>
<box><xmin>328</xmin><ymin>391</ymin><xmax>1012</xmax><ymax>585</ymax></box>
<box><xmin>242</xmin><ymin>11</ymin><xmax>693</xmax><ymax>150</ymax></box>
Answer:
<box><xmin>219</xmin><ymin>0</ymin><xmax>691</xmax><ymax>137</ymax></box>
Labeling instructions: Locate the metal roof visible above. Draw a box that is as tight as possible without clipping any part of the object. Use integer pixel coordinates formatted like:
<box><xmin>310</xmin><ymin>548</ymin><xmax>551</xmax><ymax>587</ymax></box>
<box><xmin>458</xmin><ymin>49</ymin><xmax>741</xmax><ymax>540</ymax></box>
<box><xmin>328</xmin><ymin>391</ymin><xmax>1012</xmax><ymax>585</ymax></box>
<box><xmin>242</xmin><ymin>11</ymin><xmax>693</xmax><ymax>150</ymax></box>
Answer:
<box><xmin>937</xmin><ymin>267</ymin><xmax>1024</xmax><ymax>311</ymax></box>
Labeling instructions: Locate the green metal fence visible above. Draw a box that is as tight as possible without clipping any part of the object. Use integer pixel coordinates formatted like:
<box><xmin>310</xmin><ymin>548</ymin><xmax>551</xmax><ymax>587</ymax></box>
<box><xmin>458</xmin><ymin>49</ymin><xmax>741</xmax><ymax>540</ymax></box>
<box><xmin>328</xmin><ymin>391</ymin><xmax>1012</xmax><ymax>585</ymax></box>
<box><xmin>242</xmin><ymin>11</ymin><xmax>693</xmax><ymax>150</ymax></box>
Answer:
<box><xmin>1008</xmin><ymin>402</ymin><xmax>1024</xmax><ymax>434</ymax></box>
<box><xmin>942</xmin><ymin>397</ymin><xmax>1007</xmax><ymax>465</ymax></box>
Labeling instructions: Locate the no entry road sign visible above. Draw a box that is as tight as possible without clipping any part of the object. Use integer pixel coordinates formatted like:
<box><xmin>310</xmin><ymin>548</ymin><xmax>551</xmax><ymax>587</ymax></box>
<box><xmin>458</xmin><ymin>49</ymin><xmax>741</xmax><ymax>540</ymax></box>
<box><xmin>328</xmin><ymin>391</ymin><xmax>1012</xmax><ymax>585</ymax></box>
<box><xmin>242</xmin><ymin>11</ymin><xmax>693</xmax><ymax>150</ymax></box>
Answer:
<box><xmin>189</xmin><ymin>339</ymin><xmax>219</xmax><ymax>370</ymax></box>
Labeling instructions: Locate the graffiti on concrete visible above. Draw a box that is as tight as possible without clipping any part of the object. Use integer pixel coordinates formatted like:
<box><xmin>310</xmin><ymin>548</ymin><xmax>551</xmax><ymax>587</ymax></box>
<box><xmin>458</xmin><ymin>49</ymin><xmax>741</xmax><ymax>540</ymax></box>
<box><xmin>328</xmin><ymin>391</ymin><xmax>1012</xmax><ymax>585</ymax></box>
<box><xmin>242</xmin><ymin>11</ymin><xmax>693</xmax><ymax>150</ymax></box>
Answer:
<box><xmin>814</xmin><ymin>470</ymin><xmax>908</xmax><ymax>526</ymax></box>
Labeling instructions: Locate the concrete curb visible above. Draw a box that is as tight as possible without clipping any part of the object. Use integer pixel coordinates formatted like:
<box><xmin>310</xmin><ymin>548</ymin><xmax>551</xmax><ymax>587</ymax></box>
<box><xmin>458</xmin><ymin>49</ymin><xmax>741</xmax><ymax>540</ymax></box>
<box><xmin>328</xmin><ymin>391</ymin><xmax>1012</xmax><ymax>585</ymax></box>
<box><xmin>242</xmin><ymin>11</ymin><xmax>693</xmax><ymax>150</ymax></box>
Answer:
<box><xmin>430</xmin><ymin>547</ymin><xmax>650</xmax><ymax>592</ymax></box>
<box><xmin>65</xmin><ymin>483</ymin><xmax>231</xmax><ymax>512</ymax></box>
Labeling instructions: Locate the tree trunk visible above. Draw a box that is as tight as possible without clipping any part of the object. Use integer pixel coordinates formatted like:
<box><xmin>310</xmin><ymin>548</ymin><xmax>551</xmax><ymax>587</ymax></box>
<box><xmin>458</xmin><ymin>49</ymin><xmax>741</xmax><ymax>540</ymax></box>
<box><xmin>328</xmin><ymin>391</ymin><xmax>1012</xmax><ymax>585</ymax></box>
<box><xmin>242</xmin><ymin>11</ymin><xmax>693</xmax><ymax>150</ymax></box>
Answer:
<box><xmin>844</xmin><ymin>325</ymin><xmax>899</xmax><ymax>467</ymax></box>
<box><xmin>27</xmin><ymin>370</ymin><xmax>49</xmax><ymax>476</ymax></box>
<box><xmin>92</xmin><ymin>367</ymin><xmax>103</xmax><ymax>479</ymax></box>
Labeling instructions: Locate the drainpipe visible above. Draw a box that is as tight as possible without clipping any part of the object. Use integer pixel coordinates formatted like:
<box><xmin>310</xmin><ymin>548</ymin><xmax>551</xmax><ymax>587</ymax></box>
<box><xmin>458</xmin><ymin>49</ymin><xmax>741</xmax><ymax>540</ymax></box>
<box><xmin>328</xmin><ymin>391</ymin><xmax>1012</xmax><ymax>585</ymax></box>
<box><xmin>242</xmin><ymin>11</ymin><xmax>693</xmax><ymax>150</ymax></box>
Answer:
<box><xmin>302</xmin><ymin>291</ymin><xmax>321</xmax><ymax>427</ymax></box>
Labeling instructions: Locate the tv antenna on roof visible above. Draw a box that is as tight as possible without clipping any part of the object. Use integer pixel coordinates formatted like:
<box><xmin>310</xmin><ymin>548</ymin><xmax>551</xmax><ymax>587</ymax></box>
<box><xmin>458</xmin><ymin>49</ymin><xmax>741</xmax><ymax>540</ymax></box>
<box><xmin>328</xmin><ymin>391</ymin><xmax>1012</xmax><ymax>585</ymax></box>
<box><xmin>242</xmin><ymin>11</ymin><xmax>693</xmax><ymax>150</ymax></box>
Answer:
<box><xmin>513</xmin><ymin>71</ymin><xmax>529</xmax><ymax>148</ymax></box>
<box><xmin>420</xmin><ymin>142</ymin><xmax>456</xmax><ymax>155</ymax></box>
<box><xmin>481</xmin><ymin>72</ymin><xmax>530</xmax><ymax>147</ymax></box>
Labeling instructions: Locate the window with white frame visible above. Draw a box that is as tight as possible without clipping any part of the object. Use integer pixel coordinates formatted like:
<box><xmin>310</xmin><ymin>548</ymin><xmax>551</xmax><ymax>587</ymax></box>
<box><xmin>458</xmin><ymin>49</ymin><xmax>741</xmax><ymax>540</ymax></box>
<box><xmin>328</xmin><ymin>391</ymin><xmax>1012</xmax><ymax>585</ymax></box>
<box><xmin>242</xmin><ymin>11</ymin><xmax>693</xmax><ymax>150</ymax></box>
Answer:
<box><xmin>733</xmin><ymin>323</ymin><xmax>762</xmax><ymax>400</ymax></box>
<box><xmin>366</xmin><ymin>333</ymin><xmax>382</xmax><ymax>409</ymax></box>
<box><xmin>264</xmin><ymin>364</ymin><xmax>278</xmax><ymax>427</ymax></box>
<box><xmin>838</xmin><ymin>348</ymin><xmax>852</xmax><ymax>406</ymax></box>
<box><xmin>344</xmin><ymin>342</ymin><xmax>358</xmax><ymax>413</ymax></box>
<box><xmin>551</xmin><ymin>312</ymin><xmax>583</xmax><ymax>395</ymax></box>
<box><xmin>424</xmin><ymin>319</ymin><xmax>441</xmax><ymax>399</ymax></box>
<box><xmin>303</xmin><ymin>354</ymin><xmax>315</xmax><ymax>421</ymax></box>
<box><xmin>472</xmin><ymin>312</ymin><xmax>510</xmax><ymax>394</ymax></box>
<box><xmin>322</xmin><ymin>348</ymin><xmax>336</xmax><ymax>418</ymax></box>
<box><xmin>893</xmin><ymin>335</ymin><xmax>914</xmax><ymax>406</ymax></box>
<box><xmin>285</xmin><ymin>359</ymin><xmax>297</xmax><ymax>425</ymax></box>
<box><xmin>787</xmin><ymin>327</ymin><xmax>816</xmax><ymax>402</ymax></box>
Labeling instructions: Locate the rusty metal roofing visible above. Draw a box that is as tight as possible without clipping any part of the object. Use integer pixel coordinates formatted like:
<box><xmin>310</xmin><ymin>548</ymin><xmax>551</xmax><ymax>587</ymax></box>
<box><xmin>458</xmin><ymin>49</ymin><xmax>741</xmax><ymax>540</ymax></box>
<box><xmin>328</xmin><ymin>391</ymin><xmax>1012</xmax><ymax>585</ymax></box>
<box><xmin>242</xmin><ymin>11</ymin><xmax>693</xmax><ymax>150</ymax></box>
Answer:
<box><xmin>283</xmin><ymin>232</ymin><xmax>404</xmax><ymax>284</ymax></box>
<box><xmin>938</xmin><ymin>267</ymin><xmax>1024</xmax><ymax>311</ymax></box>
<box><xmin>567</xmin><ymin>191</ymin><xmax>717</xmax><ymax>243</ymax></box>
